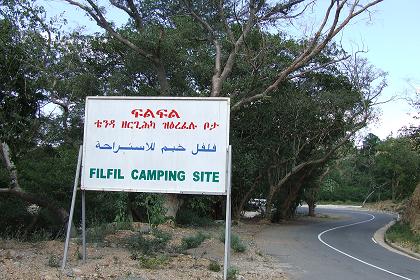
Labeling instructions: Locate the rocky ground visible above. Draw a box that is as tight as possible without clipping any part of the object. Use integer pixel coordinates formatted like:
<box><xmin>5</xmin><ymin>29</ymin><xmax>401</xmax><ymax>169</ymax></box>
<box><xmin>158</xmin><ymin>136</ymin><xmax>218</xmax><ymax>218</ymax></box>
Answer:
<box><xmin>0</xmin><ymin>221</ymin><xmax>287</xmax><ymax>280</ymax></box>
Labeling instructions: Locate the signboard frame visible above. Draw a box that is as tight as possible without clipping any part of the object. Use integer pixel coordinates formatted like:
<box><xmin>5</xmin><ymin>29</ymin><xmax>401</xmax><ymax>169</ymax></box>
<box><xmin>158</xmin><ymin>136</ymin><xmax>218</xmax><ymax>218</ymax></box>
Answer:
<box><xmin>81</xmin><ymin>96</ymin><xmax>230</xmax><ymax>195</ymax></box>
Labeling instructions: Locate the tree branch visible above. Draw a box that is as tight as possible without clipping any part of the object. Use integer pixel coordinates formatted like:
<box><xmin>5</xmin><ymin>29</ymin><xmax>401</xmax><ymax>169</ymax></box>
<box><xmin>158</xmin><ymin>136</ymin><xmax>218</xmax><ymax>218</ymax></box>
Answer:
<box><xmin>0</xmin><ymin>142</ymin><xmax>21</xmax><ymax>191</ymax></box>
<box><xmin>231</xmin><ymin>0</ymin><xmax>383</xmax><ymax>112</ymax></box>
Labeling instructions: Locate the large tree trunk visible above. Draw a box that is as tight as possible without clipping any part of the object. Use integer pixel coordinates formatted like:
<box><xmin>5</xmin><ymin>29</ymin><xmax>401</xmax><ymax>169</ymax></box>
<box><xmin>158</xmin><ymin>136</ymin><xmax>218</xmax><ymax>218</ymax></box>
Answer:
<box><xmin>307</xmin><ymin>200</ymin><xmax>316</xmax><ymax>217</ymax></box>
<box><xmin>164</xmin><ymin>193</ymin><xmax>182</xmax><ymax>218</ymax></box>
<box><xmin>234</xmin><ymin>172</ymin><xmax>262</xmax><ymax>219</ymax></box>
<box><xmin>264</xmin><ymin>187</ymin><xmax>276</xmax><ymax>221</ymax></box>
<box><xmin>277</xmin><ymin>176</ymin><xmax>305</xmax><ymax>220</ymax></box>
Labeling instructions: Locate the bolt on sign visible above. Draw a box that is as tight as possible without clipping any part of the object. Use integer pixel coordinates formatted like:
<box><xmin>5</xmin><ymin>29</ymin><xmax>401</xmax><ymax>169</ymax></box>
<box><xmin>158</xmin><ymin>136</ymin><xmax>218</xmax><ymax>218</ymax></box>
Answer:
<box><xmin>81</xmin><ymin>97</ymin><xmax>230</xmax><ymax>195</ymax></box>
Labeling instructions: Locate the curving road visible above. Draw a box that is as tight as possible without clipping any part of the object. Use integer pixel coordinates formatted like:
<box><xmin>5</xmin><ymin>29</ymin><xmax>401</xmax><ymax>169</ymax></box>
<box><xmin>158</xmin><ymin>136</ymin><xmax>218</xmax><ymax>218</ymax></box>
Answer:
<box><xmin>256</xmin><ymin>207</ymin><xmax>420</xmax><ymax>280</ymax></box>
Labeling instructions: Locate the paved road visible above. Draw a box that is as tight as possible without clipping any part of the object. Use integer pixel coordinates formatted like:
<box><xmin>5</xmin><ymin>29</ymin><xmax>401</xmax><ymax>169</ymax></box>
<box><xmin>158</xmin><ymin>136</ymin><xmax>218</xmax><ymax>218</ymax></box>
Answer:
<box><xmin>256</xmin><ymin>207</ymin><xmax>420</xmax><ymax>280</ymax></box>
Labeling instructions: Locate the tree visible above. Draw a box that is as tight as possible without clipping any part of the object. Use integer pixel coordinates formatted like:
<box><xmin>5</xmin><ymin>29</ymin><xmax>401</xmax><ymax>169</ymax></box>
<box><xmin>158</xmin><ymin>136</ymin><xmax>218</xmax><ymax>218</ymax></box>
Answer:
<box><xmin>61</xmin><ymin>0</ymin><xmax>383</xmax><ymax>105</ymax></box>
<box><xmin>57</xmin><ymin>0</ymin><xmax>384</xmax><ymax>219</ymax></box>
<box><xmin>374</xmin><ymin>137</ymin><xmax>420</xmax><ymax>200</ymax></box>
<box><xmin>318</xmin><ymin>133</ymin><xmax>420</xmax><ymax>204</ymax></box>
<box><xmin>0</xmin><ymin>0</ymin><xmax>78</xmax><ymax>233</ymax></box>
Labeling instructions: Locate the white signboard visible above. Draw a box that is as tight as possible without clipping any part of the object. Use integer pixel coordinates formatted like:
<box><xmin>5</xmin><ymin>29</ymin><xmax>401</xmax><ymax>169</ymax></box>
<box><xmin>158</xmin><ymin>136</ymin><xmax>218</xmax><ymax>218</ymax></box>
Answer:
<box><xmin>81</xmin><ymin>97</ymin><xmax>230</xmax><ymax>195</ymax></box>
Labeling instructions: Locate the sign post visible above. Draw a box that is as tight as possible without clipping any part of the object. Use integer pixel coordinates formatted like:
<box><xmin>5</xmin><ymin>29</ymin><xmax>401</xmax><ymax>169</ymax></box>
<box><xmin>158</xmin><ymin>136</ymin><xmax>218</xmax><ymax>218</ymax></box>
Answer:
<box><xmin>63</xmin><ymin>97</ymin><xmax>231</xmax><ymax>277</ymax></box>
<box><xmin>223</xmin><ymin>145</ymin><xmax>232</xmax><ymax>279</ymax></box>
<box><xmin>61</xmin><ymin>145</ymin><xmax>83</xmax><ymax>270</ymax></box>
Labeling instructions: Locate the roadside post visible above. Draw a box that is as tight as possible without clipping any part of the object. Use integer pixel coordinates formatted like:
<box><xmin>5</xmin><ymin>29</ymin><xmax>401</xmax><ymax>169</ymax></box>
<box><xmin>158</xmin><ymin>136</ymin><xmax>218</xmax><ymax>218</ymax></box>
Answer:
<box><xmin>62</xmin><ymin>97</ymin><xmax>232</xmax><ymax>279</ymax></box>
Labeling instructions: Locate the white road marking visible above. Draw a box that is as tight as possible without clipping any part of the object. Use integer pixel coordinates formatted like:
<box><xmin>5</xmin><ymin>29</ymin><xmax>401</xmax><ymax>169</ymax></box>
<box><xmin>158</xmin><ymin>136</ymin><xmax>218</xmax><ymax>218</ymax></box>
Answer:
<box><xmin>372</xmin><ymin>237</ymin><xmax>377</xmax><ymax>244</ymax></box>
<box><xmin>318</xmin><ymin>213</ymin><xmax>414</xmax><ymax>280</ymax></box>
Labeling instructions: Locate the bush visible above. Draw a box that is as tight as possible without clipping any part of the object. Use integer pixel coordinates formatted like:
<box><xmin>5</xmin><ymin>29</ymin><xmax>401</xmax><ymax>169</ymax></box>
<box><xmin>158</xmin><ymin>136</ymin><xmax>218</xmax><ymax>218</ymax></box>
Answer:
<box><xmin>47</xmin><ymin>255</ymin><xmax>60</xmax><ymax>267</ymax></box>
<box><xmin>86</xmin><ymin>223</ymin><xmax>115</xmax><ymax>244</ymax></box>
<box><xmin>181</xmin><ymin>232</ymin><xmax>209</xmax><ymax>250</ymax></box>
<box><xmin>139</xmin><ymin>255</ymin><xmax>169</xmax><ymax>269</ymax></box>
<box><xmin>176</xmin><ymin>208</ymin><xmax>213</xmax><ymax>227</ymax></box>
<box><xmin>219</xmin><ymin>232</ymin><xmax>247</xmax><ymax>253</ymax></box>
<box><xmin>231</xmin><ymin>235</ymin><xmax>247</xmax><ymax>253</ymax></box>
<box><xmin>227</xmin><ymin>267</ymin><xmax>239</xmax><ymax>280</ymax></box>
<box><xmin>129</xmin><ymin>229</ymin><xmax>172</xmax><ymax>255</ymax></box>
<box><xmin>208</xmin><ymin>260</ymin><xmax>221</xmax><ymax>272</ymax></box>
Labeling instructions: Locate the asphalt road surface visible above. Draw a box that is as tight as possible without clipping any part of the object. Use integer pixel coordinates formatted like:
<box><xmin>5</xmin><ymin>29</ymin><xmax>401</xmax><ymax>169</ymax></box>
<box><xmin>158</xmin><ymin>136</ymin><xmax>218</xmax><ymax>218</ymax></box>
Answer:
<box><xmin>256</xmin><ymin>207</ymin><xmax>420</xmax><ymax>280</ymax></box>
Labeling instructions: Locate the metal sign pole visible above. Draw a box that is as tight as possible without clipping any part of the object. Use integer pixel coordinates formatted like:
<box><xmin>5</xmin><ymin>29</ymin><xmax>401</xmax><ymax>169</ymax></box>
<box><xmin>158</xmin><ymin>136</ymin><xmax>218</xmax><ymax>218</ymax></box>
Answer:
<box><xmin>62</xmin><ymin>145</ymin><xmax>83</xmax><ymax>270</ymax></box>
<box><xmin>223</xmin><ymin>145</ymin><xmax>232</xmax><ymax>280</ymax></box>
<box><xmin>82</xmin><ymin>189</ymin><xmax>86</xmax><ymax>262</ymax></box>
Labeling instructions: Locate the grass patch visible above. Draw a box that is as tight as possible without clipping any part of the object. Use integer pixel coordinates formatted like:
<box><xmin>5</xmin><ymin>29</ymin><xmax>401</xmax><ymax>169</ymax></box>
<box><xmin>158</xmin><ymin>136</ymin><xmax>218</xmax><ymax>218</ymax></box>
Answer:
<box><xmin>386</xmin><ymin>221</ymin><xmax>420</xmax><ymax>253</ymax></box>
<box><xmin>139</xmin><ymin>254</ymin><xmax>169</xmax><ymax>269</ymax></box>
<box><xmin>181</xmin><ymin>232</ymin><xmax>209</xmax><ymax>250</ymax></box>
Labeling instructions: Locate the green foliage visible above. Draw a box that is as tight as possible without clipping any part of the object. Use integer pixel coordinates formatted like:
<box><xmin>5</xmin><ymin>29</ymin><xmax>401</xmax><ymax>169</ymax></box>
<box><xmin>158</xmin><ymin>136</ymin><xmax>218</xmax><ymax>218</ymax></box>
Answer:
<box><xmin>129</xmin><ymin>229</ymin><xmax>172</xmax><ymax>255</ymax></box>
<box><xmin>138</xmin><ymin>255</ymin><xmax>169</xmax><ymax>269</ymax></box>
<box><xmin>319</xmin><ymin>134</ymin><xmax>420</xmax><ymax>203</ymax></box>
<box><xmin>84</xmin><ymin>222</ymin><xmax>131</xmax><ymax>244</ymax></box>
<box><xmin>86</xmin><ymin>223</ymin><xmax>116</xmax><ymax>244</ymax></box>
<box><xmin>386</xmin><ymin>221</ymin><xmax>420</xmax><ymax>253</ymax></box>
<box><xmin>47</xmin><ymin>255</ymin><xmax>60</xmax><ymax>268</ymax></box>
<box><xmin>175</xmin><ymin>207</ymin><xmax>214</xmax><ymax>227</ymax></box>
<box><xmin>0</xmin><ymin>196</ymin><xmax>32</xmax><ymax>236</ymax></box>
<box><xmin>134</xmin><ymin>194</ymin><xmax>167</xmax><ymax>227</ymax></box>
<box><xmin>227</xmin><ymin>267</ymin><xmax>239</xmax><ymax>280</ymax></box>
<box><xmin>181</xmin><ymin>232</ymin><xmax>209</xmax><ymax>250</ymax></box>
<box><xmin>0</xmin><ymin>0</ymin><xmax>388</xmax><ymax>237</ymax></box>
<box><xmin>231</xmin><ymin>234</ymin><xmax>247</xmax><ymax>253</ymax></box>
<box><xmin>219</xmin><ymin>232</ymin><xmax>247</xmax><ymax>253</ymax></box>
<box><xmin>208</xmin><ymin>260</ymin><xmax>221</xmax><ymax>272</ymax></box>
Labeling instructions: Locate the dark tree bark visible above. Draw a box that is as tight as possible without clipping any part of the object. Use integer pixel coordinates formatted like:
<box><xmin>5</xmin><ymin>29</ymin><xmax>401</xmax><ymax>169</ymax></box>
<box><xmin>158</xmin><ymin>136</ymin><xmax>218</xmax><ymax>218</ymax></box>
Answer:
<box><xmin>307</xmin><ymin>200</ymin><xmax>316</xmax><ymax>217</ymax></box>
<box><xmin>234</xmin><ymin>172</ymin><xmax>262</xmax><ymax>219</ymax></box>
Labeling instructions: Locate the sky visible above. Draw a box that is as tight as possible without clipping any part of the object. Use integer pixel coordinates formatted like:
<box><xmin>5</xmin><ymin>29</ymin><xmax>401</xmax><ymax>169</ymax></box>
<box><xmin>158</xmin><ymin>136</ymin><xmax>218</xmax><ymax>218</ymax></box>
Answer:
<box><xmin>39</xmin><ymin>0</ymin><xmax>419</xmax><ymax>140</ymax></box>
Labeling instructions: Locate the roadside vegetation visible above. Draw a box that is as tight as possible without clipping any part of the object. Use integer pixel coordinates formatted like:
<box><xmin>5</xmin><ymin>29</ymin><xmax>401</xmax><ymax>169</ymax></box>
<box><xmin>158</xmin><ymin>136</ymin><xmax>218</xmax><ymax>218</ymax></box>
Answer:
<box><xmin>386</xmin><ymin>222</ymin><xmax>420</xmax><ymax>253</ymax></box>
<box><xmin>317</xmin><ymin>134</ymin><xmax>420</xmax><ymax>206</ymax></box>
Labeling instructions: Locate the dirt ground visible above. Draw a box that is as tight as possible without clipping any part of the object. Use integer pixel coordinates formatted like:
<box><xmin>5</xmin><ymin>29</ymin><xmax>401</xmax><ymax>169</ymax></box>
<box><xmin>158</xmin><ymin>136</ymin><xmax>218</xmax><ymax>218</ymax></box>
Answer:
<box><xmin>0</xmin><ymin>221</ymin><xmax>287</xmax><ymax>280</ymax></box>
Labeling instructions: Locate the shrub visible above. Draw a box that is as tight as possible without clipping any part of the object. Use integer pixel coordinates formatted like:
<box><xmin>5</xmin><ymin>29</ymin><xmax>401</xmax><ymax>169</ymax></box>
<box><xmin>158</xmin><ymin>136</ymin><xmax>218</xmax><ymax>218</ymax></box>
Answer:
<box><xmin>219</xmin><ymin>232</ymin><xmax>247</xmax><ymax>253</ymax></box>
<box><xmin>113</xmin><ymin>221</ymin><xmax>133</xmax><ymax>231</ymax></box>
<box><xmin>47</xmin><ymin>255</ymin><xmax>60</xmax><ymax>267</ymax></box>
<box><xmin>139</xmin><ymin>255</ymin><xmax>169</xmax><ymax>269</ymax></box>
<box><xmin>181</xmin><ymin>232</ymin><xmax>209</xmax><ymax>250</ymax></box>
<box><xmin>227</xmin><ymin>267</ymin><xmax>239</xmax><ymax>280</ymax></box>
<box><xmin>86</xmin><ymin>223</ymin><xmax>115</xmax><ymax>244</ymax></box>
<box><xmin>208</xmin><ymin>260</ymin><xmax>221</xmax><ymax>272</ymax></box>
<box><xmin>130</xmin><ymin>229</ymin><xmax>172</xmax><ymax>255</ymax></box>
<box><xmin>176</xmin><ymin>208</ymin><xmax>213</xmax><ymax>227</ymax></box>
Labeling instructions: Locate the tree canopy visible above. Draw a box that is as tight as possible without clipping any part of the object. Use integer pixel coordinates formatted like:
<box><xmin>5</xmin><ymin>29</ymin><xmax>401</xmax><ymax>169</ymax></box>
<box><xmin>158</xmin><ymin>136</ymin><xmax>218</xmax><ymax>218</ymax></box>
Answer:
<box><xmin>1</xmin><ymin>0</ymin><xmax>404</xmax><ymax>236</ymax></box>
